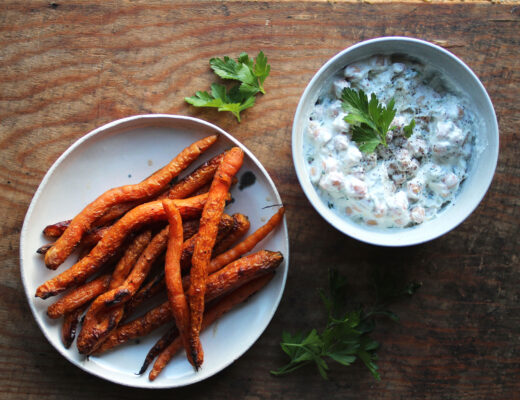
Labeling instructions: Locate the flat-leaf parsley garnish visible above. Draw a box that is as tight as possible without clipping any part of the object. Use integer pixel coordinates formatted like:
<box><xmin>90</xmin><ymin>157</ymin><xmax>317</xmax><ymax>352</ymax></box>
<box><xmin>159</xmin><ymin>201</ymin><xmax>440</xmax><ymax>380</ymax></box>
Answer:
<box><xmin>341</xmin><ymin>88</ymin><xmax>415</xmax><ymax>153</ymax></box>
<box><xmin>271</xmin><ymin>269</ymin><xmax>420</xmax><ymax>380</ymax></box>
<box><xmin>185</xmin><ymin>51</ymin><xmax>270</xmax><ymax>122</ymax></box>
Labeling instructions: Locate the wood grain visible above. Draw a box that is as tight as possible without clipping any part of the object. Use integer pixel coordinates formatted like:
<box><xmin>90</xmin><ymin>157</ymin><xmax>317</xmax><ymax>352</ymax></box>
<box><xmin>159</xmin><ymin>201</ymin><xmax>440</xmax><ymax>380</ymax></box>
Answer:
<box><xmin>1</xmin><ymin>1</ymin><xmax>519</xmax><ymax>399</ymax></box>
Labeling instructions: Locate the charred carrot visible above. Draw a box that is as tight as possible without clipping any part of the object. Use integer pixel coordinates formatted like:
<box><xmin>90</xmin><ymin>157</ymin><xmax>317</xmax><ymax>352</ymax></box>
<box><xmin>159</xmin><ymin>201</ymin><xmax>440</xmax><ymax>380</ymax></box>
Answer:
<box><xmin>199</xmin><ymin>250</ymin><xmax>282</xmax><ymax>302</ymax></box>
<box><xmin>179</xmin><ymin>213</ymin><xmax>235</xmax><ymax>271</ymax></box>
<box><xmin>36</xmin><ymin>242</ymin><xmax>53</xmax><ymax>255</ymax></box>
<box><xmin>122</xmin><ymin>270</ymin><xmax>166</xmax><ymax>321</ymax></box>
<box><xmin>80</xmin><ymin>227</ymin><xmax>111</xmax><ymax>249</ymax></box>
<box><xmin>93</xmin><ymin>302</ymin><xmax>172</xmax><ymax>354</ymax></box>
<box><xmin>65</xmin><ymin>152</ymin><xmax>215</xmax><ymax>235</ymax></box>
<box><xmin>162</xmin><ymin>199</ymin><xmax>194</xmax><ymax>366</ymax></box>
<box><xmin>138</xmin><ymin>325</ymin><xmax>179</xmax><ymax>375</ymax></box>
<box><xmin>95</xmin><ymin>250</ymin><xmax>282</xmax><ymax>354</ymax></box>
<box><xmin>62</xmin><ymin>304</ymin><xmax>89</xmax><ymax>349</ymax></box>
<box><xmin>189</xmin><ymin>147</ymin><xmax>244</xmax><ymax>368</ymax></box>
<box><xmin>213</xmin><ymin>213</ymin><xmax>250</xmax><ymax>255</ymax></box>
<box><xmin>94</xmin><ymin>201</ymin><xmax>140</xmax><ymax>226</ymax></box>
<box><xmin>109</xmin><ymin>230</ymin><xmax>152</xmax><ymax>290</ymax></box>
<box><xmin>37</xmin><ymin>226</ymin><xmax>111</xmax><ymax>256</ymax></box>
<box><xmin>191</xmin><ymin>182</ymin><xmax>211</xmax><ymax>196</ymax></box>
<box><xmin>43</xmin><ymin>220</ymin><xmax>71</xmax><ymax>238</ymax></box>
<box><xmin>165</xmin><ymin>153</ymin><xmax>225</xmax><ymax>200</ymax></box>
<box><xmin>76</xmin><ymin>244</ymin><xmax>95</xmax><ymax>262</ymax></box>
<box><xmin>122</xmin><ymin>213</ymin><xmax>236</xmax><ymax>321</ymax></box>
<box><xmin>47</xmin><ymin>274</ymin><xmax>111</xmax><ymax>319</ymax></box>
<box><xmin>182</xmin><ymin>219</ymin><xmax>200</xmax><ymax>241</ymax></box>
<box><xmin>35</xmin><ymin>194</ymin><xmax>208</xmax><ymax>299</ymax></box>
<box><xmin>42</xmin><ymin>202</ymin><xmax>140</xmax><ymax>241</ymax></box>
<box><xmin>44</xmin><ymin>135</ymin><xmax>218</xmax><ymax>270</ymax></box>
<box><xmin>209</xmin><ymin>207</ymin><xmax>285</xmax><ymax>273</ymax></box>
<box><xmin>149</xmin><ymin>273</ymin><xmax>274</xmax><ymax>380</ymax></box>
<box><xmin>76</xmin><ymin>227</ymin><xmax>169</xmax><ymax>354</ymax></box>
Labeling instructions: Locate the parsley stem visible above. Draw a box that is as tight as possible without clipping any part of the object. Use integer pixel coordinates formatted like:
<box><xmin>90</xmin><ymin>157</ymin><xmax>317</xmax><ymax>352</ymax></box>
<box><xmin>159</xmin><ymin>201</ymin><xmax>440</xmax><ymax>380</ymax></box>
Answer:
<box><xmin>270</xmin><ymin>361</ymin><xmax>311</xmax><ymax>376</ymax></box>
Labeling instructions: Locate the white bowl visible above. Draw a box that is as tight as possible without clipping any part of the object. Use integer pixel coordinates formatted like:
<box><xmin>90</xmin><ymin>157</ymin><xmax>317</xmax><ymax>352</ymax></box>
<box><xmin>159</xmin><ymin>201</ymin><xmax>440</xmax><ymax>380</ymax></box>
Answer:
<box><xmin>20</xmin><ymin>115</ymin><xmax>289</xmax><ymax>387</ymax></box>
<box><xmin>292</xmin><ymin>37</ymin><xmax>499</xmax><ymax>246</ymax></box>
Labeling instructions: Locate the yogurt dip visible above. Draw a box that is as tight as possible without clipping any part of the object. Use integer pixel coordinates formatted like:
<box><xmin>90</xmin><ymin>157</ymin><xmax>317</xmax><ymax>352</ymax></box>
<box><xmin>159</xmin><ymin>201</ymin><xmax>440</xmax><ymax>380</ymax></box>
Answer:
<box><xmin>304</xmin><ymin>55</ymin><xmax>479</xmax><ymax>228</ymax></box>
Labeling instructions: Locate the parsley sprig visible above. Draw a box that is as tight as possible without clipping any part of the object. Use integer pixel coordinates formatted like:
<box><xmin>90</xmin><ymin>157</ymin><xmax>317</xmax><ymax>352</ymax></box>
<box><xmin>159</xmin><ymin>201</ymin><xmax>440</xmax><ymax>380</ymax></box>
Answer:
<box><xmin>341</xmin><ymin>88</ymin><xmax>415</xmax><ymax>153</ymax></box>
<box><xmin>271</xmin><ymin>269</ymin><xmax>420</xmax><ymax>380</ymax></box>
<box><xmin>210</xmin><ymin>51</ymin><xmax>270</xmax><ymax>95</ymax></box>
<box><xmin>185</xmin><ymin>51</ymin><xmax>270</xmax><ymax>122</ymax></box>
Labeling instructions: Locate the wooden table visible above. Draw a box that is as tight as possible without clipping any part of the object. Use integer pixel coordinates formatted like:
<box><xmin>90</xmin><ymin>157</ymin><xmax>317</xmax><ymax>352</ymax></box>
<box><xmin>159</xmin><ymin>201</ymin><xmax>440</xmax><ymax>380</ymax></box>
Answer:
<box><xmin>1</xmin><ymin>1</ymin><xmax>519</xmax><ymax>399</ymax></box>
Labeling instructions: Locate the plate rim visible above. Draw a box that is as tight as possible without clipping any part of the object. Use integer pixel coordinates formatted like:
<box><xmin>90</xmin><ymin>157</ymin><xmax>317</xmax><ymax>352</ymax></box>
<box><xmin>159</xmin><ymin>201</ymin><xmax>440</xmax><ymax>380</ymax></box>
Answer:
<box><xmin>19</xmin><ymin>114</ymin><xmax>289</xmax><ymax>388</ymax></box>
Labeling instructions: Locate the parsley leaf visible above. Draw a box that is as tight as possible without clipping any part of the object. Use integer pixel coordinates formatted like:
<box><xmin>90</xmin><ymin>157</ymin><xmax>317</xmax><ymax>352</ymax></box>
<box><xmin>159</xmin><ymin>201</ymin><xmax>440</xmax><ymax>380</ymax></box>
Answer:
<box><xmin>351</xmin><ymin>124</ymin><xmax>382</xmax><ymax>153</ymax></box>
<box><xmin>185</xmin><ymin>83</ymin><xmax>255</xmax><ymax>122</ymax></box>
<box><xmin>253</xmin><ymin>51</ymin><xmax>270</xmax><ymax>94</ymax></box>
<box><xmin>403</xmin><ymin>118</ymin><xmax>416</xmax><ymax>138</ymax></box>
<box><xmin>210</xmin><ymin>51</ymin><xmax>269</xmax><ymax>95</ymax></box>
<box><xmin>186</xmin><ymin>51</ymin><xmax>270</xmax><ymax>122</ymax></box>
<box><xmin>341</xmin><ymin>88</ymin><xmax>398</xmax><ymax>153</ymax></box>
<box><xmin>271</xmin><ymin>269</ymin><xmax>420</xmax><ymax>380</ymax></box>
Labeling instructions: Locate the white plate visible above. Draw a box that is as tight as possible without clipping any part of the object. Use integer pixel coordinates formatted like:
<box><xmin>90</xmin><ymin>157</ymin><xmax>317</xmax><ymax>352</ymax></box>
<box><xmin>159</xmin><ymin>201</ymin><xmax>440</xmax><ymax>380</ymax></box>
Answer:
<box><xmin>20</xmin><ymin>115</ymin><xmax>289</xmax><ymax>388</ymax></box>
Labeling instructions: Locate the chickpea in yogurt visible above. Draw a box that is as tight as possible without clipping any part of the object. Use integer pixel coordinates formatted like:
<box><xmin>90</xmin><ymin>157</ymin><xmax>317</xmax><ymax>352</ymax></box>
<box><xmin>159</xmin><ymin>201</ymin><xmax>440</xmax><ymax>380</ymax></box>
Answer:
<box><xmin>304</xmin><ymin>55</ymin><xmax>478</xmax><ymax>228</ymax></box>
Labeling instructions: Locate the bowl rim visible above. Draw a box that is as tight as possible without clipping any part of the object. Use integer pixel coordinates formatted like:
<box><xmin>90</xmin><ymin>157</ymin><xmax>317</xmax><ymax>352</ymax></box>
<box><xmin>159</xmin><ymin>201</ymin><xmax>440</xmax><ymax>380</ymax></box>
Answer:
<box><xmin>20</xmin><ymin>114</ymin><xmax>290</xmax><ymax>388</ymax></box>
<box><xmin>292</xmin><ymin>36</ymin><xmax>499</xmax><ymax>247</ymax></box>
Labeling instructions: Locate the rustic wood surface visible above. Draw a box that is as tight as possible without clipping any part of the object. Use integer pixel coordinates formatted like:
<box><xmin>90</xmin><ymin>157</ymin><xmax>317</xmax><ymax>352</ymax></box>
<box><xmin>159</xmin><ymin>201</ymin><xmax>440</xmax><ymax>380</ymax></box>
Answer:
<box><xmin>1</xmin><ymin>1</ymin><xmax>519</xmax><ymax>399</ymax></box>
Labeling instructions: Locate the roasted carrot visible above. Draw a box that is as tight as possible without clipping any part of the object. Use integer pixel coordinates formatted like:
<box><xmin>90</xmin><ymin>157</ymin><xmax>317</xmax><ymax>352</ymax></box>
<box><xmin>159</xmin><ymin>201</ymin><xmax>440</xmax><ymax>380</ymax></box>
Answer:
<box><xmin>123</xmin><ymin>212</ymin><xmax>236</xmax><ymax>321</ymax></box>
<box><xmin>80</xmin><ymin>226</ymin><xmax>111</xmax><ymax>248</ymax></box>
<box><xmin>42</xmin><ymin>202</ymin><xmax>139</xmax><ymax>240</ymax></box>
<box><xmin>209</xmin><ymin>207</ymin><xmax>285</xmax><ymax>273</ymax></box>
<box><xmin>95</xmin><ymin>250</ymin><xmax>283</xmax><ymax>354</ymax></box>
<box><xmin>76</xmin><ymin>244</ymin><xmax>95</xmax><ymax>261</ymax></box>
<box><xmin>189</xmin><ymin>147</ymin><xmax>244</xmax><ymax>368</ymax></box>
<box><xmin>42</xmin><ymin>171</ymin><xmax>176</xmax><ymax>243</ymax></box>
<box><xmin>94</xmin><ymin>201</ymin><xmax>140</xmax><ymax>226</ymax></box>
<box><xmin>62</xmin><ymin>304</ymin><xmax>89</xmax><ymax>349</ymax></box>
<box><xmin>122</xmin><ymin>270</ymin><xmax>166</xmax><ymax>321</ymax></box>
<box><xmin>35</xmin><ymin>194</ymin><xmax>208</xmax><ymax>299</ymax></box>
<box><xmin>36</xmin><ymin>242</ymin><xmax>53</xmax><ymax>255</ymax></box>
<box><xmin>59</xmin><ymin>153</ymin><xmax>215</xmax><ymax>236</ymax></box>
<box><xmin>149</xmin><ymin>273</ymin><xmax>274</xmax><ymax>380</ymax></box>
<box><xmin>179</xmin><ymin>213</ymin><xmax>235</xmax><ymax>271</ymax></box>
<box><xmin>42</xmin><ymin>170</ymin><xmax>175</xmax><ymax>243</ymax></box>
<box><xmin>37</xmin><ymin>226</ymin><xmax>111</xmax><ymax>256</ymax></box>
<box><xmin>109</xmin><ymin>230</ymin><xmax>151</xmax><ymax>290</ymax></box>
<box><xmin>94</xmin><ymin>301</ymin><xmax>172</xmax><ymax>354</ymax></box>
<box><xmin>182</xmin><ymin>220</ymin><xmax>200</xmax><ymax>241</ymax></box>
<box><xmin>122</xmin><ymin>213</ymin><xmax>236</xmax><ymax>321</ymax></box>
<box><xmin>43</xmin><ymin>220</ymin><xmax>71</xmax><ymax>238</ymax></box>
<box><xmin>162</xmin><ymin>199</ymin><xmax>193</xmax><ymax>366</ymax></box>
<box><xmin>76</xmin><ymin>227</ymin><xmax>169</xmax><ymax>354</ymax></box>
<box><xmin>165</xmin><ymin>153</ymin><xmax>225</xmax><ymax>199</ymax></box>
<box><xmin>212</xmin><ymin>213</ymin><xmax>250</xmax><ymax>255</ymax></box>
<box><xmin>191</xmin><ymin>182</ymin><xmax>212</xmax><ymax>196</ymax></box>
<box><xmin>190</xmin><ymin>175</ymin><xmax>237</xmax><ymax>197</ymax></box>
<box><xmin>138</xmin><ymin>325</ymin><xmax>179</xmax><ymax>375</ymax></box>
<box><xmin>47</xmin><ymin>274</ymin><xmax>111</xmax><ymax>319</ymax></box>
<box><xmin>44</xmin><ymin>135</ymin><xmax>218</xmax><ymax>270</ymax></box>
<box><xmin>198</xmin><ymin>250</ymin><xmax>282</xmax><ymax>303</ymax></box>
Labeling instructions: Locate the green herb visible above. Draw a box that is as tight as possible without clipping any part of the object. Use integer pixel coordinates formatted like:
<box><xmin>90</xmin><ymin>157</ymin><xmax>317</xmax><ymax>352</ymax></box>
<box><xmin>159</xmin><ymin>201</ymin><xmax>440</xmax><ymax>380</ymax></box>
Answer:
<box><xmin>184</xmin><ymin>83</ymin><xmax>256</xmax><ymax>123</ymax></box>
<box><xmin>271</xmin><ymin>269</ymin><xmax>420</xmax><ymax>380</ymax></box>
<box><xmin>185</xmin><ymin>51</ymin><xmax>270</xmax><ymax>122</ymax></box>
<box><xmin>341</xmin><ymin>88</ymin><xmax>415</xmax><ymax>152</ymax></box>
<box><xmin>403</xmin><ymin>118</ymin><xmax>416</xmax><ymax>139</ymax></box>
<box><xmin>210</xmin><ymin>51</ymin><xmax>270</xmax><ymax>95</ymax></box>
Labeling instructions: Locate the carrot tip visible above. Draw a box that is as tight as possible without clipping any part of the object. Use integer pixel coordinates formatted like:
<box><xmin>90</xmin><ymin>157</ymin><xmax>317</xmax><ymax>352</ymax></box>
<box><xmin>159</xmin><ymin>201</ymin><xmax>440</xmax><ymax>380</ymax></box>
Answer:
<box><xmin>191</xmin><ymin>351</ymin><xmax>200</xmax><ymax>369</ymax></box>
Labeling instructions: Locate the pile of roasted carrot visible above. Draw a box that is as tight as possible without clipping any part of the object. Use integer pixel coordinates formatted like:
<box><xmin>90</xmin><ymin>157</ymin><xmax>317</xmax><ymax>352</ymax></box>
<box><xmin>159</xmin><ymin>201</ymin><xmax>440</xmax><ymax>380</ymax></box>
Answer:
<box><xmin>35</xmin><ymin>134</ymin><xmax>285</xmax><ymax>380</ymax></box>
